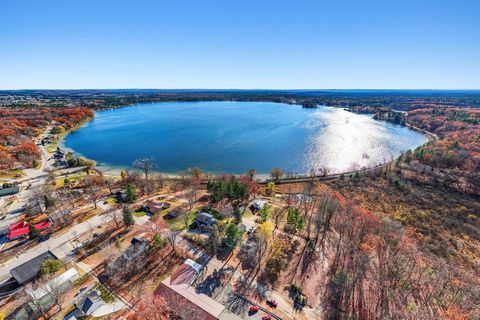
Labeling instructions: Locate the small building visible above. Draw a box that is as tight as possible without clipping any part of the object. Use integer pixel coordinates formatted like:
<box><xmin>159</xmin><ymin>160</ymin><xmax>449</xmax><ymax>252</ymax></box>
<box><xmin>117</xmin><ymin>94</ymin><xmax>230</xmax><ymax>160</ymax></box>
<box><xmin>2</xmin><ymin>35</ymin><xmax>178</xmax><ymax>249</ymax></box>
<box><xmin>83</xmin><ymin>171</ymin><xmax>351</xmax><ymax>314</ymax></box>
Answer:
<box><xmin>64</xmin><ymin>290</ymin><xmax>105</xmax><ymax>320</ymax></box>
<box><xmin>250</xmin><ymin>199</ymin><xmax>267</xmax><ymax>212</ymax></box>
<box><xmin>114</xmin><ymin>191</ymin><xmax>128</xmax><ymax>203</ymax></box>
<box><xmin>196</xmin><ymin>212</ymin><xmax>217</xmax><ymax>229</ymax></box>
<box><xmin>10</xmin><ymin>251</ymin><xmax>57</xmax><ymax>285</ymax></box>
<box><xmin>154</xmin><ymin>259</ymin><xmax>240</xmax><ymax>320</ymax></box>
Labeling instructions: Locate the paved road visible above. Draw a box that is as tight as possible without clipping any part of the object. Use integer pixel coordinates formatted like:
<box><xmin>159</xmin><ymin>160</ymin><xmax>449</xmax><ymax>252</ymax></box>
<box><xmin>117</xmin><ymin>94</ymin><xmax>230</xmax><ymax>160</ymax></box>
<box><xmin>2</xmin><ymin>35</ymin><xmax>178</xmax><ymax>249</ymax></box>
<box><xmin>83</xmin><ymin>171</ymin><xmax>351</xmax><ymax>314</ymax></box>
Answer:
<box><xmin>0</xmin><ymin>210</ymin><xmax>113</xmax><ymax>283</ymax></box>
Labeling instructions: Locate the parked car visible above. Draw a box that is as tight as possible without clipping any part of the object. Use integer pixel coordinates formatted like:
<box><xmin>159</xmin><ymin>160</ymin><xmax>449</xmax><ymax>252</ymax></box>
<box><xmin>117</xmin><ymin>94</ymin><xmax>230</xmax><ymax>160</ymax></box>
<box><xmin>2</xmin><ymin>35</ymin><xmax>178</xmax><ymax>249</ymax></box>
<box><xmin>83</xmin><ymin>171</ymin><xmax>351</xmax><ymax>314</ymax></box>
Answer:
<box><xmin>267</xmin><ymin>299</ymin><xmax>278</xmax><ymax>308</ymax></box>
<box><xmin>38</xmin><ymin>234</ymin><xmax>51</xmax><ymax>242</ymax></box>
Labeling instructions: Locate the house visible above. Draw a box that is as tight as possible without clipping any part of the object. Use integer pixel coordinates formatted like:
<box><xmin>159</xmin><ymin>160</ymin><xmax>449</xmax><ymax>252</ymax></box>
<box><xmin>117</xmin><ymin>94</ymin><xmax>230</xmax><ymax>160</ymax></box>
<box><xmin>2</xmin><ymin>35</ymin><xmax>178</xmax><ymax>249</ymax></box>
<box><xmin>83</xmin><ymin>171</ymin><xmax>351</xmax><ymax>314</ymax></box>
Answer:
<box><xmin>26</xmin><ymin>268</ymin><xmax>79</xmax><ymax>301</ymax></box>
<box><xmin>196</xmin><ymin>212</ymin><xmax>217</xmax><ymax>229</ymax></box>
<box><xmin>114</xmin><ymin>191</ymin><xmax>128</xmax><ymax>203</ymax></box>
<box><xmin>106</xmin><ymin>236</ymin><xmax>149</xmax><ymax>273</ymax></box>
<box><xmin>154</xmin><ymin>259</ymin><xmax>240</xmax><ymax>320</ymax></box>
<box><xmin>0</xmin><ymin>185</ymin><xmax>20</xmax><ymax>197</ymax></box>
<box><xmin>144</xmin><ymin>199</ymin><xmax>170</xmax><ymax>214</ymax></box>
<box><xmin>10</xmin><ymin>251</ymin><xmax>57</xmax><ymax>285</ymax></box>
<box><xmin>250</xmin><ymin>199</ymin><xmax>267</xmax><ymax>212</ymax></box>
<box><xmin>163</xmin><ymin>208</ymin><xmax>183</xmax><ymax>219</ymax></box>
<box><xmin>7</xmin><ymin>220</ymin><xmax>50</xmax><ymax>240</ymax></box>
<box><xmin>130</xmin><ymin>236</ymin><xmax>148</xmax><ymax>247</ymax></box>
<box><xmin>64</xmin><ymin>290</ymin><xmax>105</xmax><ymax>320</ymax></box>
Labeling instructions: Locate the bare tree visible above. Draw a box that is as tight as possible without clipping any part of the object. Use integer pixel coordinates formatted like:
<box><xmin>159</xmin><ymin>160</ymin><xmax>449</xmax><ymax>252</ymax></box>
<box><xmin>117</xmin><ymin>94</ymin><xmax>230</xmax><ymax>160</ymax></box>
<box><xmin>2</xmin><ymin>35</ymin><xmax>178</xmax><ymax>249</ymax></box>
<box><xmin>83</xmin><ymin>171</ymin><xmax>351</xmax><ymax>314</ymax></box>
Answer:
<box><xmin>25</xmin><ymin>276</ymin><xmax>67</xmax><ymax>319</ymax></box>
<box><xmin>83</xmin><ymin>175</ymin><xmax>105</xmax><ymax>209</ymax></box>
<box><xmin>271</xmin><ymin>207</ymin><xmax>286</xmax><ymax>231</ymax></box>
<box><xmin>29</xmin><ymin>184</ymin><xmax>56</xmax><ymax>214</ymax></box>
<box><xmin>188</xmin><ymin>167</ymin><xmax>203</xmax><ymax>180</ymax></box>
<box><xmin>184</xmin><ymin>188</ymin><xmax>196</xmax><ymax>211</ymax></box>
<box><xmin>153</xmin><ymin>172</ymin><xmax>164</xmax><ymax>190</ymax></box>
<box><xmin>108</xmin><ymin>209</ymin><xmax>122</xmax><ymax>229</ymax></box>
<box><xmin>133</xmin><ymin>157</ymin><xmax>155</xmax><ymax>179</ymax></box>
<box><xmin>104</xmin><ymin>176</ymin><xmax>116</xmax><ymax>195</ymax></box>
<box><xmin>165</xmin><ymin>229</ymin><xmax>180</xmax><ymax>253</ymax></box>
<box><xmin>270</xmin><ymin>167</ymin><xmax>284</xmax><ymax>181</ymax></box>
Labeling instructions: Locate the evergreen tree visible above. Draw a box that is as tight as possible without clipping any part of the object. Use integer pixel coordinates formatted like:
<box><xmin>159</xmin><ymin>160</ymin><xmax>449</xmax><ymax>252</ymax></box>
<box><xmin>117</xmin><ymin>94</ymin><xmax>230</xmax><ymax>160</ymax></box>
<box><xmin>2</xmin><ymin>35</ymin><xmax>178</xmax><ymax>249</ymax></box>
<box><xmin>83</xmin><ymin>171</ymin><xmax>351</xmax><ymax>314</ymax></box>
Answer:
<box><xmin>122</xmin><ymin>207</ymin><xmax>134</xmax><ymax>227</ymax></box>
<box><xmin>286</xmin><ymin>207</ymin><xmax>304</xmax><ymax>233</ymax></box>
<box><xmin>260</xmin><ymin>204</ymin><xmax>270</xmax><ymax>222</ymax></box>
<box><xmin>208</xmin><ymin>224</ymin><xmax>221</xmax><ymax>254</ymax></box>
<box><xmin>28</xmin><ymin>223</ymin><xmax>40</xmax><ymax>239</ymax></box>
<box><xmin>126</xmin><ymin>184</ymin><xmax>137</xmax><ymax>203</ymax></box>
<box><xmin>225</xmin><ymin>223</ymin><xmax>242</xmax><ymax>247</ymax></box>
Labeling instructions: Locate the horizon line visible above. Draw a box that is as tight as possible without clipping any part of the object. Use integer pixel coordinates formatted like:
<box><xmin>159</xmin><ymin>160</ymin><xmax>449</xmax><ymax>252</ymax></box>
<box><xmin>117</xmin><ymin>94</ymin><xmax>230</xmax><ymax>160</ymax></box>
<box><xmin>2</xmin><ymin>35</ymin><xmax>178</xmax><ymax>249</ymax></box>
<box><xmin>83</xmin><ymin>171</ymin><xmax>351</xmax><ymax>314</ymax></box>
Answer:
<box><xmin>1</xmin><ymin>88</ymin><xmax>480</xmax><ymax>91</ymax></box>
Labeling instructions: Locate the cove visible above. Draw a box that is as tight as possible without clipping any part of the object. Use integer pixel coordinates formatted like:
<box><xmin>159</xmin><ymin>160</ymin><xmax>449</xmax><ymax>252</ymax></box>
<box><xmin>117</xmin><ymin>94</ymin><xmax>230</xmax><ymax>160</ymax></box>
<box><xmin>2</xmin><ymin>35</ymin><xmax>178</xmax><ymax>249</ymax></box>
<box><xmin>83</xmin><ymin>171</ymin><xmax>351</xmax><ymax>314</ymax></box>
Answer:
<box><xmin>62</xmin><ymin>101</ymin><xmax>428</xmax><ymax>175</ymax></box>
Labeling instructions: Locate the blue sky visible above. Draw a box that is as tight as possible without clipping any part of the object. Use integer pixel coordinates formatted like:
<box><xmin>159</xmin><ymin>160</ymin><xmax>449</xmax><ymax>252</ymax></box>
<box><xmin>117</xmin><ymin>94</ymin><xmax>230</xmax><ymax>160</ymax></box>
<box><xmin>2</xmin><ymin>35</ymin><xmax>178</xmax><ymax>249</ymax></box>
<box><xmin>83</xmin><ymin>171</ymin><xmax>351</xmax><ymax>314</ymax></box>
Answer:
<box><xmin>1</xmin><ymin>0</ymin><xmax>479</xmax><ymax>89</ymax></box>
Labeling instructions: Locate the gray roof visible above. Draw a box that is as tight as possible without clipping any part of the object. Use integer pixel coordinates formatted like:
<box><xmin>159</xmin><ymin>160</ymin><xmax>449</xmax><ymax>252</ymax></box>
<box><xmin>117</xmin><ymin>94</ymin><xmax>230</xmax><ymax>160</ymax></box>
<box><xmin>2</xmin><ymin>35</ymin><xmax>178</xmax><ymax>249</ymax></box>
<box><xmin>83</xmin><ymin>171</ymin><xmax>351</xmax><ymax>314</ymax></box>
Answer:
<box><xmin>81</xmin><ymin>295</ymin><xmax>103</xmax><ymax>314</ymax></box>
<box><xmin>196</xmin><ymin>212</ymin><xmax>216</xmax><ymax>226</ymax></box>
<box><xmin>10</xmin><ymin>251</ymin><xmax>57</xmax><ymax>285</ymax></box>
<box><xmin>68</xmin><ymin>290</ymin><xmax>104</xmax><ymax>318</ymax></box>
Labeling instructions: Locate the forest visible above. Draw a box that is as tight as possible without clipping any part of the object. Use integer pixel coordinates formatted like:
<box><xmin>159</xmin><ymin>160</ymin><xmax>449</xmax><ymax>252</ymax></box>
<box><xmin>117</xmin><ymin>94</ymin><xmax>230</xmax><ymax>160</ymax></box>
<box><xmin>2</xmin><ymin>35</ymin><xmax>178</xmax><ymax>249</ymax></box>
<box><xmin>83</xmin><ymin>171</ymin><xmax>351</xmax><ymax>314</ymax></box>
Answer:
<box><xmin>1</xmin><ymin>89</ymin><xmax>480</xmax><ymax>111</ymax></box>
<box><xmin>0</xmin><ymin>108</ymin><xmax>93</xmax><ymax>170</ymax></box>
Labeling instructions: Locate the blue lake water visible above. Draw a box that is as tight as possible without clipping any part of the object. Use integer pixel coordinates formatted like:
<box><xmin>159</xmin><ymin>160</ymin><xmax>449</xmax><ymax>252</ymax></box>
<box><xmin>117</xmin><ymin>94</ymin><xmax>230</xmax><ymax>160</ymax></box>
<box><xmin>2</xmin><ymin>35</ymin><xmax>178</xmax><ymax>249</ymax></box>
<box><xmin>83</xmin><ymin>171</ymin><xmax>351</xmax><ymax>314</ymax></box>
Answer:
<box><xmin>63</xmin><ymin>101</ymin><xmax>427</xmax><ymax>174</ymax></box>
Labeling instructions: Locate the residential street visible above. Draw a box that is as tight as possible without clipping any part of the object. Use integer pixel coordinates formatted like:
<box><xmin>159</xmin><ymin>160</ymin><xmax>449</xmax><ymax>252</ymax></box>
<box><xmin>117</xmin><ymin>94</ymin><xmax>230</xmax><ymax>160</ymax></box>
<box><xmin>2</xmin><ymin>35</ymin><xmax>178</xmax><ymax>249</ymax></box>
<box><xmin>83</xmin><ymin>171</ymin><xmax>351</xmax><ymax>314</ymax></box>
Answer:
<box><xmin>0</xmin><ymin>207</ymin><xmax>114</xmax><ymax>283</ymax></box>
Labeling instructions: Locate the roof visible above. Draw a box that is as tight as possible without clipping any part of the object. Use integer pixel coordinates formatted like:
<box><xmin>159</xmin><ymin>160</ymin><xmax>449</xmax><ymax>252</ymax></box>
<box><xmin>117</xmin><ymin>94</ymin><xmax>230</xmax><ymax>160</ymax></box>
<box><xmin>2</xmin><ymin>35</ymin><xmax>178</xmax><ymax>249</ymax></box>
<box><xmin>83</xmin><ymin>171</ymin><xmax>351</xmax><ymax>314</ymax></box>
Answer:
<box><xmin>77</xmin><ymin>291</ymin><xmax>104</xmax><ymax>315</ymax></box>
<box><xmin>10</xmin><ymin>251</ymin><xmax>57</xmax><ymax>285</ymax></box>
<box><xmin>130</xmin><ymin>236</ymin><xmax>148</xmax><ymax>246</ymax></box>
<box><xmin>64</xmin><ymin>291</ymin><xmax>104</xmax><ymax>320</ymax></box>
<box><xmin>9</xmin><ymin>221</ymin><xmax>28</xmax><ymax>231</ymax></box>
<box><xmin>7</xmin><ymin>226</ymin><xmax>29</xmax><ymax>239</ymax></box>
<box><xmin>26</xmin><ymin>268</ymin><xmax>79</xmax><ymax>300</ymax></box>
<box><xmin>185</xmin><ymin>259</ymin><xmax>203</xmax><ymax>273</ymax></box>
<box><xmin>196</xmin><ymin>212</ymin><xmax>216</xmax><ymax>225</ymax></box>
<box><xmin>145</xmin><ymin>199</ymin><xmax>163</xmax><ymax>208</ymax></box>
<box><xmin>7</xmin><ymin>221</ymin><xmax>50</xmax><ymax>239</ymax></box>
<box><xmin>170</xmin><ymin>259</ymin><xmax>203</xmax><ymax>285</ymax></box>
<box><xmin>170</xmin><ymin>263</ymin><xmax>198</xmax><ymax>285</ymax></box>
<box><xmin>251</xmin><ymin>199</ymin><xmax>267</xmax><ymax>209</ymax></box>
<box><xmin>158</xmin><ymin>277</ymin><xmax>226</xmax><ymax>319</ymax></box>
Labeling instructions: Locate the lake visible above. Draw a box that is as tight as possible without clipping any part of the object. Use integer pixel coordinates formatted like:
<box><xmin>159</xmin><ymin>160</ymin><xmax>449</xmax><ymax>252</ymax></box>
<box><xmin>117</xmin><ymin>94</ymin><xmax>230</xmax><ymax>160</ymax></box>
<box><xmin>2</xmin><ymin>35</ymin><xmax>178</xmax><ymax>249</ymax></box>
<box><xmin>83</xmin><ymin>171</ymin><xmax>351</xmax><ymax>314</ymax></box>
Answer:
<box><xmin>63</xmin><ymin>101</ymin><xmax>428</xmax><ymax>175</ymax></box>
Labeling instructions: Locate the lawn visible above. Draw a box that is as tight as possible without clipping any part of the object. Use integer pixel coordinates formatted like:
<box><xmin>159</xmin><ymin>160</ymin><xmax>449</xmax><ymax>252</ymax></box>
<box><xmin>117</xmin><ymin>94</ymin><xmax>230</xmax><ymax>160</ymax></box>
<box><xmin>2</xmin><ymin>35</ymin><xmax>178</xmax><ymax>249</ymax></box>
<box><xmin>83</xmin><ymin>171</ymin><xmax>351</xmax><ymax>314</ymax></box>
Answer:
<box><xmin>46</xmin><ymin>145</ymin><xmax>58</xmax><ymax>153</ymax></box>
<box><xmin>166</xmin><ymin>210</ymin><xmax>197</xmax><ymax>231</ymax></box>
<box><xmin>55</xmin><ymin>173</ymin><xmax>87</xmax><ymax>188</ymax></box>
<box><xmin>243</xmin><ymin>207</ymin><xmax>254</xmax><ymax>218</ymax></box>
<box><xmin>0</xmin><ymin>169</ymin><xmax>22</xmax><ymax>180</ymax></box>
<box><xmin>133</xmin><ymin>211</ymin><xmax>147</xmax><ymax>217</ymax></box>
<box><xmin>106</xmin><ymin>196</ymin><xmax>118</xmax><ymax>205</ymax></box>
